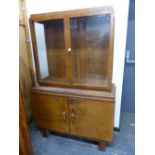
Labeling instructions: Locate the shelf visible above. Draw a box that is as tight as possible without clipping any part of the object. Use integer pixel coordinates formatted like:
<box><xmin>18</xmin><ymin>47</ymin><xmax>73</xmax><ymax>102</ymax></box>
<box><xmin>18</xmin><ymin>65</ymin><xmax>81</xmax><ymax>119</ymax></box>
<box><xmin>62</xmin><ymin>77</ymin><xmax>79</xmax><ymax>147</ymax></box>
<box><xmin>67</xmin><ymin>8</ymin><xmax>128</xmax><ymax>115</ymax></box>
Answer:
<box><xmin>73</xmin><ymin>78</ymin><xmax>108</xmax><ymax>87</ymax></box>
<box><xmin>42</xmin><ymin>76</ymin><xmax>67</xmax><ymax>83</ymax></box>
<box><xmin>42</xmin><ymin>75</ymin><xmax>108</xmax><ymax>87</ymax></box>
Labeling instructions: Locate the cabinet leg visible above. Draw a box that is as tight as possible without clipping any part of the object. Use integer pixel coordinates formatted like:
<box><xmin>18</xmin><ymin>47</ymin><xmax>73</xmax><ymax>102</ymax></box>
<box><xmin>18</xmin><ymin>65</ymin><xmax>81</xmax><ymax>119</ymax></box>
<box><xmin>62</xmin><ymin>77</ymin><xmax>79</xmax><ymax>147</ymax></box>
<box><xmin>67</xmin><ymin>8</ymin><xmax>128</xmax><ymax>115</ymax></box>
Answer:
<box><xmin>98</xmin><ymin>141</ymin><xmax>106</xmax><ymax>151</ymax></box>
<box><xmin>41</xmin><ymin>129</ymin><xmax>49</xmax><ymax>137</ymax></box>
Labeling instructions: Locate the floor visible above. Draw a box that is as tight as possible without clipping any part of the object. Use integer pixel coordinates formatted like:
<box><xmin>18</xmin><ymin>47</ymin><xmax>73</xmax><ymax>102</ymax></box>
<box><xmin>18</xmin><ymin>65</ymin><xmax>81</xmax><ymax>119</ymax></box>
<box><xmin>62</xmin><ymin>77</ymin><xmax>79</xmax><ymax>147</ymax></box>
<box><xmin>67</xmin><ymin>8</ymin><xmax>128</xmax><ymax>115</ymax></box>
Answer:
<box><xmin>29</xmin><ymin>112</ymin><xmax>135</xmax><ymax>155</ymax></box>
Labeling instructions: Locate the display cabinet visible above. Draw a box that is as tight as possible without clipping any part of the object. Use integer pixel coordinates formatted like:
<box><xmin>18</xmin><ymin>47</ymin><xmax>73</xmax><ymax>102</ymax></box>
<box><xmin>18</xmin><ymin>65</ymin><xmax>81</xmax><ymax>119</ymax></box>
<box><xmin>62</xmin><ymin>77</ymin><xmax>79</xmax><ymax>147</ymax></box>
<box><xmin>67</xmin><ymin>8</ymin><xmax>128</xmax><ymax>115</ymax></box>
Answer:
<box><xmin>30</xmin><ymin>6</ymin><xmax>114</xmax><ymax>90</ymax></box>
<box><xmin>30</xmin><ymin>6</ymin><xmax>115</xmax><ymax>151</ymax></box>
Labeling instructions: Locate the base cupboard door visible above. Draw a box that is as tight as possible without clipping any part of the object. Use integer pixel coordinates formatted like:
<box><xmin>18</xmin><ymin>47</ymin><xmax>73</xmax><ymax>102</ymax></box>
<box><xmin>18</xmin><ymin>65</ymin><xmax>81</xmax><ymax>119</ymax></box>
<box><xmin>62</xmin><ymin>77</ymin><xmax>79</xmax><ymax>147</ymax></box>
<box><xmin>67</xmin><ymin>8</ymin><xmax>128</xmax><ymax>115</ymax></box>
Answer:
<box><xmin>32</xmin><ymin>93</ymin><xmax>69</xmax><ymax>133</ymax></box>
<box><xmin>69</xmin><ymin>98</ymin><xmax>114</xmax><ymax>141</ymax></box>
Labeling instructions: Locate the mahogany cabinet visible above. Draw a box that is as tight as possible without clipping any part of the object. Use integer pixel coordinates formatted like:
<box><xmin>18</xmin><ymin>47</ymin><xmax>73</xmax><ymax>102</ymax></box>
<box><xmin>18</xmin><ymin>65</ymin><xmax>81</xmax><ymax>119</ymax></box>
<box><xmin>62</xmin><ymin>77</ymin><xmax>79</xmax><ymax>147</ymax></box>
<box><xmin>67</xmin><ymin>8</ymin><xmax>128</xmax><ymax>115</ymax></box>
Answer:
<box><xmin>30</xmin><ymin>6</ymin><xmax>115</xmax><ymax>151</ymax></box>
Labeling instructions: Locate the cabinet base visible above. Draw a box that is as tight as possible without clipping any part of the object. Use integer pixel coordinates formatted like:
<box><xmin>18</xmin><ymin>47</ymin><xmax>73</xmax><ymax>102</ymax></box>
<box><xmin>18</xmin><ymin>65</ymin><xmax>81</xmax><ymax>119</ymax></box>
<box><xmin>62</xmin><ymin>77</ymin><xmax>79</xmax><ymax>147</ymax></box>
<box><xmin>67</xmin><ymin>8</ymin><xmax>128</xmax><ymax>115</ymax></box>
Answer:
<box><xmin>40</xmin><ymin>129</ymin><xmax>107</xmax><ymax>151</ymax></box>
<box><xmin>99</xmin><ymin>141</ymin><xmax>106</xmax><ymax>151</ymax></box>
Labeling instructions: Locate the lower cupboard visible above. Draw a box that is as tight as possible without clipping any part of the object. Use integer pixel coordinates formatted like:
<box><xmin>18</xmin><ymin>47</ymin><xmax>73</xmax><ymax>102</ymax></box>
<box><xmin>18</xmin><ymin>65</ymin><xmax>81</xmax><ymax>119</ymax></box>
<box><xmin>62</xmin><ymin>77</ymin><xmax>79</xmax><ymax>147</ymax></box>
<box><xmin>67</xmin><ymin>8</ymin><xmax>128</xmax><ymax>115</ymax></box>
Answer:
<box><xmin>31</xmin><ymin>86</ymin><xmax>115</xmax><ymax>151</ymax></box>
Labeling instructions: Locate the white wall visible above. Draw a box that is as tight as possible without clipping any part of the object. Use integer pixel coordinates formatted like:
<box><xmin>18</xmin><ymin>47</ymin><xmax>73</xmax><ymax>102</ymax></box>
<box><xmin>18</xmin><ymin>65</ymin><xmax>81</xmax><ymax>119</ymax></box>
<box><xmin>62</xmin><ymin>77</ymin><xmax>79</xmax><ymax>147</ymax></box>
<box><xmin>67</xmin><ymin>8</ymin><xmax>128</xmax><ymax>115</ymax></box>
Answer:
<box><xmin>26</xmin><ymin>0</ymin><xmax>129</xmax><ymax>128</ymax></box>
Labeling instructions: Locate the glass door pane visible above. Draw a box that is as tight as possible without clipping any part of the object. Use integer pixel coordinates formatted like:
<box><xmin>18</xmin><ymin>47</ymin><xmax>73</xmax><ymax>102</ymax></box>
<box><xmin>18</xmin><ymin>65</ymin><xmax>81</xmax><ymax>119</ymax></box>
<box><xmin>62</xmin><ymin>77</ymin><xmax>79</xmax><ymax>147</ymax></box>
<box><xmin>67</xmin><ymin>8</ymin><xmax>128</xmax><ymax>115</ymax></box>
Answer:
<box><xmin>34</xmin><ymin>19</ymin><xmax>67</xmax><ymax>83</ymax></box>
<box><xmin>70</xmin><ymin>14</ymin><xmax>111</xmax><ymax>87</ymax></box>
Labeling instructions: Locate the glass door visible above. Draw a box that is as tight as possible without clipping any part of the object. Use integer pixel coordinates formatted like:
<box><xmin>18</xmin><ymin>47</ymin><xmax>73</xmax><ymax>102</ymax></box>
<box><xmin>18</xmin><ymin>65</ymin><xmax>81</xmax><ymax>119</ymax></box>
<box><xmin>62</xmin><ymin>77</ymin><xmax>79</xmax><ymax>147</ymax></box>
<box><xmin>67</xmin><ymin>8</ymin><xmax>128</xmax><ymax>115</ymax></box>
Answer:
<box><xmin>33</xmin><ymin>19</ymin><xmax>67</xmax><ymax>84</ymax></box>
<box><xmin>69</xmin><ymin>14</ymin><xmax>112</xmax><ymax>88</ymax></box>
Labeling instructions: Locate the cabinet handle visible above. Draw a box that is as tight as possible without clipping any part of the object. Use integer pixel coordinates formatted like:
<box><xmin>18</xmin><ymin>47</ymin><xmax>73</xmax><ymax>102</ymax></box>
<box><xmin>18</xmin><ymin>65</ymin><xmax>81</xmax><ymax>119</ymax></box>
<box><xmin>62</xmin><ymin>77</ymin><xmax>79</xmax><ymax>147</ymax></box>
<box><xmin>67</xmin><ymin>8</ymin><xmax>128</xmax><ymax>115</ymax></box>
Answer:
<box><xmin>70</xmin><ymin>113</ymin><xmax>75</xmax><ymax>118</ymax></box>
<box><xmin>70</xmin><ymin>112</ymin><xmax>76</xmax><ymax>123</ymax></box>
<box><xmin>60</xmin><ymin>112</ymin><xmax>67</xmax><ymax>121</ymax></box>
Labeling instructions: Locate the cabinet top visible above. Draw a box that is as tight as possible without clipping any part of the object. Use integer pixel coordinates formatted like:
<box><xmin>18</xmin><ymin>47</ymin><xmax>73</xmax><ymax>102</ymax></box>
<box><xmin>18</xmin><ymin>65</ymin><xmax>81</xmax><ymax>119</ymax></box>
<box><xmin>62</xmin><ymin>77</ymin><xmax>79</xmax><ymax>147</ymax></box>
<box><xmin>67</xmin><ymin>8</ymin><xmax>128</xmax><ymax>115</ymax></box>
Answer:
<box><xmin>30</xmin><ymin>6</ymin><xmax>114</xmax><ymax>22</ymax></box>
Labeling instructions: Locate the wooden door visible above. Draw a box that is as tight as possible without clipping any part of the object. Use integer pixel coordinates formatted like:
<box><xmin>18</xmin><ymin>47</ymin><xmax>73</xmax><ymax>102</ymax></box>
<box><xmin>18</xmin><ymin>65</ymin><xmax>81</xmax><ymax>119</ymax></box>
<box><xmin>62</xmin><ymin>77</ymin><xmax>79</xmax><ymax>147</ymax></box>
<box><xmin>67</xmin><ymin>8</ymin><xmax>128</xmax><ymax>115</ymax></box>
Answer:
<box><xmin>19</xmin><ymin>0</ymin><xmax>33</xmax><ymax>122</ymax></box>
<box><xmin>69</xmin><ymin>98</ymin><xmax>114</xmax><ymax>141</ymax></box>
<box><xmin>19</xmin><ymin>80</ymin><xmax>33</xmax><ymax>155</ymax></box>
<box><xmin>69</xmin><ymin>12</ymin><xmax>114</xmax><ymax>90</ymax></box>
<box><xmin>29</xmin><ymin>18</ymin><xmax>70</xmax><ymax>87</ymax></box>
<box><xmin>32</xmin><ymin>93</ymin><xmax>69</xmax><ymax>133</ymax></box>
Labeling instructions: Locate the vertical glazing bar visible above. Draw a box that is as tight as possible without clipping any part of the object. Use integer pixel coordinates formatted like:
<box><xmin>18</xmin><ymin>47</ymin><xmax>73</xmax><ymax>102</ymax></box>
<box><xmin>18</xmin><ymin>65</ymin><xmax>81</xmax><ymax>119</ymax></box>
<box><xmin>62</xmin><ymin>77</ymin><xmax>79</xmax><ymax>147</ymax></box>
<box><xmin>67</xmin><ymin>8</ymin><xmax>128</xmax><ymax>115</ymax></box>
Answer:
<box><xmin>64</xmin><ymin>17</ymin><xmax>72</xmax><ymax>85</ymax></box>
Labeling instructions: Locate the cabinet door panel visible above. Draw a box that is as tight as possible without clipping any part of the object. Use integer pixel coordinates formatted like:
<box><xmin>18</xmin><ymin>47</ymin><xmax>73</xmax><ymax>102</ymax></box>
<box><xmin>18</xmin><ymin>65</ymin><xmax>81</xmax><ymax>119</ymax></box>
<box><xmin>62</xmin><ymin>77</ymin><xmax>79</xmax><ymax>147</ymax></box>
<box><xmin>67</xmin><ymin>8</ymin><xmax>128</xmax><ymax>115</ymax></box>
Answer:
<box><xmin>70</xmin><ymin>14</ymin><xmax>111</xmax><ymax>87</ymax></box>
<box><xmin>69</xmin><ymin>98</ymin><xmax>114</xmax><ymax>141</ymax></box>
<box><xmin>32</xmin><ymin>93</ymin><xmax>69</xmax><ymax>133</ymax></box>
<box><xmin>33</xmin><ymin>19</ymin><xmax>68</xmax><ymax>84</ymax></box>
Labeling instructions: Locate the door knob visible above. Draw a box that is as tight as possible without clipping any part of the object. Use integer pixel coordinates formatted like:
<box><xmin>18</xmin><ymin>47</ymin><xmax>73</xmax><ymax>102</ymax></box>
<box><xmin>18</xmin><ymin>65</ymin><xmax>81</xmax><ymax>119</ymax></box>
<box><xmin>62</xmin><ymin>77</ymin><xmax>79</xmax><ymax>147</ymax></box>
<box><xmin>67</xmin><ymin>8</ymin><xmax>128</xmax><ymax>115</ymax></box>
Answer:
<box><xmin>70</xmin><ymin>111</ymin><xmax>76</xmax><ymax>123</ymax></box>
<box><xmin>70</xmin><ymin>113</ymin><xmax>75</xmax><ymax>118</ymax></box>
<box><xmin>68</xmin><ymin>48</ymin><xmax>71</xmax><ymax>53</ymax></box>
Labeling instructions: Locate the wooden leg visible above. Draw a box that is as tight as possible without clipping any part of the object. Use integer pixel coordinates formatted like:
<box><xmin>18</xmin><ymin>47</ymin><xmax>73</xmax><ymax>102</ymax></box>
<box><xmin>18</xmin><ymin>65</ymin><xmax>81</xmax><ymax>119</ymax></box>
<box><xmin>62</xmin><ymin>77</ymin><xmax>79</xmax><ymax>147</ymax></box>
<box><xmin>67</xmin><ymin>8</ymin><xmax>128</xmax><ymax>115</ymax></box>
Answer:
<box><xmin>98</xmin><ymin>141</ymin><xmax>106</xmax><ymax>151</ymax></box>
<box><xmin>41</xmin><ymin>129</ymin><xmax>49</xmax><ymax>137</ymax></box>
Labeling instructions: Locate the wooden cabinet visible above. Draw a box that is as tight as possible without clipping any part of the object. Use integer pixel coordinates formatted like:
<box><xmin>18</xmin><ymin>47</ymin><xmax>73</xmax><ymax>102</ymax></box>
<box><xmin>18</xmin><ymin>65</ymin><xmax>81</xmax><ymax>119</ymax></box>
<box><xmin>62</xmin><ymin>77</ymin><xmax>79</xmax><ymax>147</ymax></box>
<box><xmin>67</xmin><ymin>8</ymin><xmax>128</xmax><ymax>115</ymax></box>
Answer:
<box><xmin>30</xmin><ymin>6</ymin><xmax>115</xmax><ymax>151</ymax></box>
<box><xmin>31</xmin><ymin>85</ymin><xmax>115</xmax><ymax>150</ymax></box>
